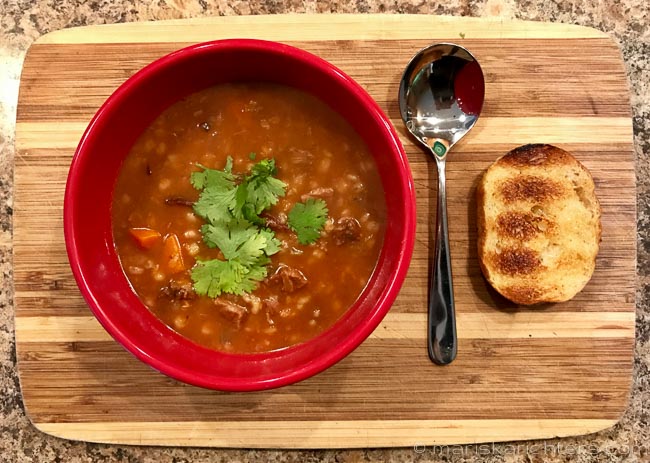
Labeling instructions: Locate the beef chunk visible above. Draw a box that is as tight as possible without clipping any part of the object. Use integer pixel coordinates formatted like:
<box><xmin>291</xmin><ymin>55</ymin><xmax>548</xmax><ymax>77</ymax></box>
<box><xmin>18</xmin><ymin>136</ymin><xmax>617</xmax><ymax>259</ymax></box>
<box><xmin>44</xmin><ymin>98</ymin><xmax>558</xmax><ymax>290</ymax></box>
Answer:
<box><xmin>332</xmin><ymin>217</ymin><xmax>362</xmax><ymax>245</ymax></box>
<box><xmin>160</xmin><ymin>279</ymin><xmax>196</xmax><ymax>301</ymax></box>
<box><xmin>263</xmin><ymin>296</ymin><xmax>280</xmax><ymax>326</ymax></box>
<box><xmin>288</xmin><ymin>147</ymin><xmax>314</xmax><ymax>166</ymax></box>
<box><xmin>241</xmin><ymin>293</ymin><xmax>262</xmax><ymax>314</ymax></box>
<box><xmin>263</xmin><ymin>296</ymin><xmax>293</xmax><ymax>322</ymax></box>
<box><xmin>164</xmin><ymin>196</ymin><xmax>194</xmax><ymax>207</ymax></box>
<box><xmin>214</xmin><ymin>299</ymin><xmax>248</xmax><ymax>328</ymax></box>
<box><xmin>263</xmin><ymin>296</ymin><xmax>280</xmax><ymax>312</ymax></box>
<box><xmin>300</xmin><ymin>187</ymin><xmax>334</xmax><ymax>202</ymax></box>
<box><xmin>268</xmin><ymin>265</ymin><xmax>308</xmax><ymax>293</ymax></box>
<box><xmin>262</xmin><ymin>212</ymin><xmax>289</xmax><ymax>231</ymax></box>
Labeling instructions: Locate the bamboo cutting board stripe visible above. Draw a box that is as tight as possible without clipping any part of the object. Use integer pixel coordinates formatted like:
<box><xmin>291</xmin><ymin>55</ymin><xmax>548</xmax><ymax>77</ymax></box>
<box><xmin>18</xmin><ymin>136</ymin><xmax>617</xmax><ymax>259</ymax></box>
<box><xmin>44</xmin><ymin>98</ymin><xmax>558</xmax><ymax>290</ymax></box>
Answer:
<box><xmin>14</xmin><ymin>118</ymin><xmax>633</xmax><ymax>149</ymax></box>
<box><xmin>16</xmin><ymin>338</ymin><xmax>632</xmax><ymax>421</ymax></box>
<box><xmin>35</xmin><ymin>14</ymin><xmax>608</xmax><ymax>43</ymax></box>
<box><xmin>14</xmin><ymin>14</ymin><xmax>635</xmax><ymax>448</ymax></box>
<box><xmin>35</xmin><ymin>420</ymin><xmax>616</xmax><ymax>447</ymax></box>
<box><xmin>18</xmin><ymin>40</ymin><xmax>631</xmax><ymax>120</ymax></box>
<box><xmin>15</xmin><ymin>312</ymin><xmax>635</xmax><ymax>343</ymax></box>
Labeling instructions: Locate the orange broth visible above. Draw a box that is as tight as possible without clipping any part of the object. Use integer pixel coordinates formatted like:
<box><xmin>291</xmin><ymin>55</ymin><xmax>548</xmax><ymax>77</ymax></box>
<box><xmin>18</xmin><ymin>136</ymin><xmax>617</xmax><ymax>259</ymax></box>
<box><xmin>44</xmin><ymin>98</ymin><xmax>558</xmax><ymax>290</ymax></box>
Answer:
<box><xmin>112</xmin><ymin>83</ymin><xmax>386</xmax><ymax>353</ymax></box>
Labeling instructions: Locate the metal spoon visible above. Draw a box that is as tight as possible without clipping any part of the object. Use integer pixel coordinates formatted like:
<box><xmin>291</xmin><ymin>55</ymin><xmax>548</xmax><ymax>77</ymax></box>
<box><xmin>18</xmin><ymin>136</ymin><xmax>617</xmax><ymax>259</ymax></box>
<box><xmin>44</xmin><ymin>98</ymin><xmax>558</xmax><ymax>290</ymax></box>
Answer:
<box><xmin>398</xmin><ymin>43</ymin><xmax>485</xmax><ymax>365</ymax></box>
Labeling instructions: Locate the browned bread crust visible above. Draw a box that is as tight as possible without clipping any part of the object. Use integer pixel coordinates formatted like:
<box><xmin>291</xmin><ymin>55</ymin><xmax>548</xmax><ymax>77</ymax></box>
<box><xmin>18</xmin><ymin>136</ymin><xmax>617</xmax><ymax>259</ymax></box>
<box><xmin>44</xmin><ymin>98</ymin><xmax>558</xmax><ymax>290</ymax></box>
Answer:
<box><xmin>477</xmin><ymin>144</ymin><xmax>601</xmax><ymax>305</ymax></box>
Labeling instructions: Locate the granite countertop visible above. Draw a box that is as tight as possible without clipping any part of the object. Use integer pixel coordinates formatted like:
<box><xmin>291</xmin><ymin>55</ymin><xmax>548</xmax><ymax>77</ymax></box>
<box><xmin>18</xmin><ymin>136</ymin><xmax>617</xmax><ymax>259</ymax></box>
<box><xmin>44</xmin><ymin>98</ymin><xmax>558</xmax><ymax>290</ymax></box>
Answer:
<box><xmin>1</xmin><ymin>1</ymin><xmax>648</xmax><ymax>462</ymax></box>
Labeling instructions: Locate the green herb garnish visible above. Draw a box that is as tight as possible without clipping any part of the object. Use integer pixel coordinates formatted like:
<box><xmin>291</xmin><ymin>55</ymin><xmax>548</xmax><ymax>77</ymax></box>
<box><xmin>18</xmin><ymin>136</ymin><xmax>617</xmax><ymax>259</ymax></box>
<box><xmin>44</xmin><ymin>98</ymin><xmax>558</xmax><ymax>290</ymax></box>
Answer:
<box><xmin>190</xmin><ymin>157</ymin><xmax>286</xmax><ymax>297</ymax></box>
<box><xmin>240</xmin><ymin>159</ymin><xmax>287</xmax><ymax>219</ymax></box>
<box><xmin>287</xmin><ymin>198</ymin><xmax>329</xmax><ymax>245</ymax></box>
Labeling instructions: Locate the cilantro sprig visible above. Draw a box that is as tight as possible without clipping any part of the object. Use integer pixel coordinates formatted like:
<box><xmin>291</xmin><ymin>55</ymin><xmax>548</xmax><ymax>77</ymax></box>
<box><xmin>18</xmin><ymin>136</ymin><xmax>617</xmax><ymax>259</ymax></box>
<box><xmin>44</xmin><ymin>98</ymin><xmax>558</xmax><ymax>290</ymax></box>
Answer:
<box><xmin>190</xmin><ymin>157</ymin><xmax>286</xmax><ymax>297</ymax></box>
<box><xmin>190</xmin><ymin>156</ymin><xmax>332</xmax><ymax>298</ymax></box>
<box><xmin>288</xmin><ymin>198</ymin><xmax>329</xmax><ymax>245</ymax></box>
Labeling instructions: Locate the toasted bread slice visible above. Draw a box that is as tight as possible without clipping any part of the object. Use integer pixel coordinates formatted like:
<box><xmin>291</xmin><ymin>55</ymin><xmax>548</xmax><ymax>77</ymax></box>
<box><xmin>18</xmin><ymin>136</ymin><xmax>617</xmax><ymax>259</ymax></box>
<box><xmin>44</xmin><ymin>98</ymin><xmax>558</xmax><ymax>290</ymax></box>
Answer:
<box><xmin>477</xmin><ymin>144</ymin><xmax>601</xmax><ymax>305</ymax></box>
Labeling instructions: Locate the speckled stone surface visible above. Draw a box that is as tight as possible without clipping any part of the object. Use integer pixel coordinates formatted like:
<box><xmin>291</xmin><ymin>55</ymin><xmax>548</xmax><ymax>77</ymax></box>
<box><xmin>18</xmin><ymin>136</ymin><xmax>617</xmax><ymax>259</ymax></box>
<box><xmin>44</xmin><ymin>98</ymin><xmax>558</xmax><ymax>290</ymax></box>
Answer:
<box><xmin>1</xmin><ymin>1</ymin><xmax>649</xmax><ymax>461</ymax></box>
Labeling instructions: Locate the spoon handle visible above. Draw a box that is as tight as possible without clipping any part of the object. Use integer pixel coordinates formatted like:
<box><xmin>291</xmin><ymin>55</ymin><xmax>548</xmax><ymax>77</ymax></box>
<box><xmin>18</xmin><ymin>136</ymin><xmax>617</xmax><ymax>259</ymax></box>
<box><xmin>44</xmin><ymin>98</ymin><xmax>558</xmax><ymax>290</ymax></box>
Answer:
<box><xmin>428</xmin><ymin>158</ymin><xmax>457</xmax><ymax>365</ymax></box>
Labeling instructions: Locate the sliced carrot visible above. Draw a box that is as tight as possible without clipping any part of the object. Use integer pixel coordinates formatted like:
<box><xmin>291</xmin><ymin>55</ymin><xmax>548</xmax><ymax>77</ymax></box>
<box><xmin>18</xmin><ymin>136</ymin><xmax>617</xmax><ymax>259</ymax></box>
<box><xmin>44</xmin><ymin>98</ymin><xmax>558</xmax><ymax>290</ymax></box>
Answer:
<box><xmin>163</xmin><ymin>233</ymin><xmax>186</xmax><ymax>274</ymax></box>
<box><xmin>129</xmin><ymin>227</ymin><xmax>162</xmax><ymax>249</ymax></box>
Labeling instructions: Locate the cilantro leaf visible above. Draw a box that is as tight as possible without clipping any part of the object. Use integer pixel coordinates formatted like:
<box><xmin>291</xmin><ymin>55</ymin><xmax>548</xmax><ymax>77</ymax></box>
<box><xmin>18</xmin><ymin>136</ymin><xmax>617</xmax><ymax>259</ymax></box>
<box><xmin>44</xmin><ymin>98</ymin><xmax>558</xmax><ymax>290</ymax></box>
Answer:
<box><xmin>259</xmin><ymin>228</ymin><xmax>282</xmax><ymax>256</ymax></box>
<box><xmin>250</xmin><ymin>158</ymin><xmax>275</xmax><ymax>177</ymax></box>
<box><xmin>240</xmin><ymin>263</ymin><xmax>268</xmax><ymax>291</ymax></box>
<box><xmin>232</xmin><ymin>182</ymin><xmax>264</xmax><ymax>225</ymax></box>
<box><xmin>288</xmin><ymin>198</ymin><xmax>329</xmax><ymax>245</ymax></box>
<box><xmin>232</xmin><ymin>230</ymin><xmax>269</xmax><ymax>267</ymax></box>
<box><xmin>191</xmin><ymin>158</ymin><xmax>237</xmax><ymax>224</ymax></box>
<box><xmin>191</xmin><ymin>258</ymin><xmax>269</xmax><ymax>297</ymax></box>
<box><xmin>244</xmin><ymin>159</ymin><xmax>287</xmax><ymax>213</ymax></box>
<box><xmin>189</xmin><ymin>157</ymin><xmax>290</xmax><ymax>297</ymax></box>
<box><xmin>193</xmin><ymin>186</ymin><xmax>237</xmax><ymax>224</ymax></box>
<box><xmin>191</xmin><ymin>259</ymin><xmax>247</xmax><ymax>297</ymax></box>
<box><xmin>233</xmin><ymin>182</ymin><xmax>248</xmax><ymax>216</ymax></box>
<box><xmin>201</xmin><ymin>218</ymin><xmax>255</xmax><ymax>256</ymax></box>
<box><xmin>202</xmin><ymin>219</ymin><xmax>275</xmax><ymax>267</ymax></box>
<box><xmin>190</xmin><ymin>158</ymin><xmax>234</xmax><ymax>190</ymax></box>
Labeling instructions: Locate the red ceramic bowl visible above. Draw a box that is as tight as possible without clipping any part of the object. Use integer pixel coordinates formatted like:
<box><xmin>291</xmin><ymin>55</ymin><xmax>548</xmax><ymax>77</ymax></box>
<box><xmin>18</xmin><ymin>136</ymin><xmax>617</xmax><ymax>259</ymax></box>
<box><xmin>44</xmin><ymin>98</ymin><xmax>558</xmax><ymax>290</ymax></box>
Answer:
<box><xmin>64</xmin><ymin>39</ymin><xmax>415</xmax><ymax>391</ymax></box>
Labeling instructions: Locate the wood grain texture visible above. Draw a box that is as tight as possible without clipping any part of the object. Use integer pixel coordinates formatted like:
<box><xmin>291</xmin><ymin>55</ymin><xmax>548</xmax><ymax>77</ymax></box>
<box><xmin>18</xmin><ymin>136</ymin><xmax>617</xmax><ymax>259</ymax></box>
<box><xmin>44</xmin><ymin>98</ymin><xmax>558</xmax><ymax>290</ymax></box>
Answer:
<box><xmin>14</xmin><ymin>14</ymin><xmax>635</xmax><ymax>448</ymax></box>
<box><xmin>34</xmin><ymin>420</ymin><xmax>617</xmax><ymax>447</ymax></box>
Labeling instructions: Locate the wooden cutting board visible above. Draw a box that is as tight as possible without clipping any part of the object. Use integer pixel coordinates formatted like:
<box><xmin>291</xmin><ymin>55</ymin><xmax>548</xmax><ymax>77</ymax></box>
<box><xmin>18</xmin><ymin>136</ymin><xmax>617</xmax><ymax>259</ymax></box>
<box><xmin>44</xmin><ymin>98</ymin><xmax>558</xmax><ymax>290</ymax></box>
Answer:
<box><xmin>14</xmin><ymin>14</ymin><xmax>636</xmax><ymax>448</ymax></box>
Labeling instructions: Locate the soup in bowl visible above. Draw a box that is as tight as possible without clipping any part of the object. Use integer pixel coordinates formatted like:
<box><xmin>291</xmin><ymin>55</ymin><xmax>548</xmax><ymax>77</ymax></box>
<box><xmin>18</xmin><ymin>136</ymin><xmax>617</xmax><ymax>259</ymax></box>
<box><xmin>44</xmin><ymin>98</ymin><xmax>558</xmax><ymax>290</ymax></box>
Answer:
<box><xmin>65</xmin><ymin>39</ymin><xmax>415</xmax><ymax>391</ymax></box>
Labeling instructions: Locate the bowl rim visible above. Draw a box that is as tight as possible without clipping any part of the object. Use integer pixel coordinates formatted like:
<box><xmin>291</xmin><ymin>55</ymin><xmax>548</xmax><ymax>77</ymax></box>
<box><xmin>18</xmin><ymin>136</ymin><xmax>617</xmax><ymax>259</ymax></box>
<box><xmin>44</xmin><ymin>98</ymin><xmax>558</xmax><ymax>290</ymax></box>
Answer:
<box><xmin>64</xmin><ymin>38</ymin><xmax>416</xmax><ymax>391</ymax></box>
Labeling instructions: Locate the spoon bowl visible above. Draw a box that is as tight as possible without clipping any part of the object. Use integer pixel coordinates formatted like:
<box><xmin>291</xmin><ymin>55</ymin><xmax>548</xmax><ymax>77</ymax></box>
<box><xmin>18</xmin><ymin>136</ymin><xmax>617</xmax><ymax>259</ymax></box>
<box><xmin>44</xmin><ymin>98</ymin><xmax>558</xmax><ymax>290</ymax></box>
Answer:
<box><xmin>399</xmin><ymin>43</ymin><xmax>485</xmax><ymax>365</ymax></box>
